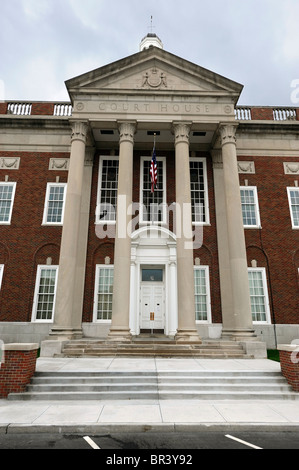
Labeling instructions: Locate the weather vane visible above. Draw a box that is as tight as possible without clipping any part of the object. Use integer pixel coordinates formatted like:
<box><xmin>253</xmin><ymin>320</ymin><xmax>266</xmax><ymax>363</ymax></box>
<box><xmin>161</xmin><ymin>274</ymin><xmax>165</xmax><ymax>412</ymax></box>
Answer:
<box><xmin>149</xmin><ymin>15</ymin><xmax>155</xmax><ymax>34</ymax></box>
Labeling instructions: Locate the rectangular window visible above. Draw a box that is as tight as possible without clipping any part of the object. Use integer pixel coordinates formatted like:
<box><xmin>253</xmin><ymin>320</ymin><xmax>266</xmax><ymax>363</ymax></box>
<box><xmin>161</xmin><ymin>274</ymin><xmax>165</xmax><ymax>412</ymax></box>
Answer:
<box><xmin>32</xmin><ymin>266</ymin><xmax>58</xmax><ymax>322</ymax></box>
<box><xmin>94</xmin><ymin>266</ymin><xmax>114</xmax><ymax>321</ymax></box>
<box><xmin>240</xmin><ymin>186</ymin><xmax>261</xmax><ymax>228</ymax></box>
<box><xmin>140</xmin><ymin>157</ymin><xmax>166</xmax><ymax>223</ymax></box>
<box><xmin>194</xmin><ymin>266</ymin><xmax>211</xmax><ymax>322</ymax></box>
<box><xmin>43</xmin><ymin>183</ymin><xmax>66</xmax><ymax>225</ymax></box>
<box><xmin>248</xmin><ymin>268</ymin><xmax>271</xmax><ymax>323</ymax></box>
<box><xmin>190</xmin><ymin>158</ymin><xmax>209</xmax><ymax>224</ymax></box>
<box><xmin>97</xmin><ymin>157</ymin><xmax>119</xmax><ymax>223</ymax></box>
<box><xmin>0</xmin><ymin>183</ymin><xmax>16</xmax><ymax>224</ymax></box>
<box><xmin>287</xmin><ymin>187</ymin><xmax>299</xmax><ymax>228</ymax></box>
<box><xmin>0</xmin><ymin>265</ymin><xmax>4</xmax><ymax>290</ymax></box>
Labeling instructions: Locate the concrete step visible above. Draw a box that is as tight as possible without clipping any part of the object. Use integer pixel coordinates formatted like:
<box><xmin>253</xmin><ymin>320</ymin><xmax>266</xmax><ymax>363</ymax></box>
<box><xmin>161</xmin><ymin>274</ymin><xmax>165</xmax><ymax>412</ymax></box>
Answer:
<box><xmin>7</xmin><ymin>370</ymin><xmax>299</xmax><ymax>401</ymax></box>
<box><xmin>58</xmin><ymin>338</ymin><xmax>250</xmax><ymax>358</ymax></box>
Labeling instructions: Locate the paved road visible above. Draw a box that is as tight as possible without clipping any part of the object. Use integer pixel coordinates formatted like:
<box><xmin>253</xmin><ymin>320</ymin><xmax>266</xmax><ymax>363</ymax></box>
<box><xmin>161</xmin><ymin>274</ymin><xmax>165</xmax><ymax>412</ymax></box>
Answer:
<box><xmin>1</xmin><ymin>431</ymin><xmax>299</xmax><ymax>451</ymax></box>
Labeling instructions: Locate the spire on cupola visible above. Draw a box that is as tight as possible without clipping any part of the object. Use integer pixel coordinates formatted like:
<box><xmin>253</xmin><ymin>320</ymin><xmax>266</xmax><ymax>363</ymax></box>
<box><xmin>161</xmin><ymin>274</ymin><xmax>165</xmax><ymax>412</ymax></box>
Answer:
<box><xmin>139</xmin><ymin>16</ymin><xmax>163</xmax><ymax>51</ymax></box>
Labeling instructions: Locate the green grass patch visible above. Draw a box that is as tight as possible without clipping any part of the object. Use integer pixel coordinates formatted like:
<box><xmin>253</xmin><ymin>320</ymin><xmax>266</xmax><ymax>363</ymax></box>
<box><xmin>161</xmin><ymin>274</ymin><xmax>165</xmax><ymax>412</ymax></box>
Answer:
<box><xmin>267</xmin><ymin>349</ymin><xmax>280</xmax><ymax>362</ymax></box>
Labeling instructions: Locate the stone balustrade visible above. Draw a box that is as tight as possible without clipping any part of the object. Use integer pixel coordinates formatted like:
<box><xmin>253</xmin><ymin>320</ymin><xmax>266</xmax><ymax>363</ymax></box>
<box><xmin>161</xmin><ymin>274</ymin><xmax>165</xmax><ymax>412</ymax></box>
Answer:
<box><xmin>0</xmin><ymin>102</ymin><xmax>298</xmax><ymax>121</ymax></box>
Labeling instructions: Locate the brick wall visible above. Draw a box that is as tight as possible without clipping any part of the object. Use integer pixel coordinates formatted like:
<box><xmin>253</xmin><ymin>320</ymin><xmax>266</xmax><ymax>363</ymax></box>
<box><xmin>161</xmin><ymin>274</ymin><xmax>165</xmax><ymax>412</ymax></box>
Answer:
<box><xmin>278</xmin><ymin>346</ymin><xmax>299</xmax><ymax>392</ymax></box>
<box><xmin>0</xmin><ymin>344</ymin><xmax>38</xmax><ymax>398</ymax></box>
<box><xmin>0</xmin><ymin>149</ymin><xmax>298</xmax><ymax>328</ymax></box>
<box><xmin>0</xmin><ymin>103</ymin><xmax>8</xmax><ymax>115</ymax></box>
<box><xmin>250</xmin><ymin>108</ymin><xmax>274</xmax><ymax>120</ymax></box>
<box><xmin>240</xmin><ymin>155</ymin><xmax>299</xmax><ymax>325</ymax></box>
<box><xmin>31</xmin><ymin>103</ymin><xmax>55</xmax><ymax>116</ymax></box>
<box><xmin>0</xmin><ymin>151</ymin><xmax>69</xmax><ymax>322</ymax></box>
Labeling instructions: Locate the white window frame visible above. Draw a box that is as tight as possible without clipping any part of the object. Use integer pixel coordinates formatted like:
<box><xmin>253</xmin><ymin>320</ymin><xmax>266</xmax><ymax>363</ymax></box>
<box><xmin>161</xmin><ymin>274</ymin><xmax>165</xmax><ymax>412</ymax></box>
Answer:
<box><xmin>287</xmin><ymin>187</ymin><xmax>299</xmax><ymax>229</ymax></box>
<box><xmin>93</xmin><ymin>265</ymin><xmax>114</xmax><ymax>323</ymax></box>
<box><xmin>190</xmin><ymin>157</ymin><xmax>210</xmax><ymax>225</ymax></box>
<box><xmin>42</xmin><ymin>183</ymin><xmax>67</xmax><ymax>225</ymax></box>
<box><xmin>194</xmin><ymin>266</ymin><xmax>211</xmax><ymax>323</ymax></box>
<box><xmin>96</xmin><ymin>156</ymin><xmax>119</xmax><ymax>224</ymax></box>
<box><xmin>31</xmin><ymin>265</ymin><xmax>59</xmax><ymax>322</ymax></box>
<box><xmin>0</xmin><ymin>182</ymin><xmax>16</xmax><ymax>225</ymax></box>
<box><xmin>240</xmin><ymin>186</ymin><xmax>261</xmax><ymax>228</ymax></box>
<box><xmin>0</xmin><ymin>265</ymin><xmax>4</xmax><ymax>290</ymax></box>
<box><xmin>248</xmin><ymin>267</ymin><xmax>271</xmax><ymax>324</ymax></box>
<box><xmin>139</xmin><ymin>156</ymin><xmax>167</xmax><ymax>225</ymax></box>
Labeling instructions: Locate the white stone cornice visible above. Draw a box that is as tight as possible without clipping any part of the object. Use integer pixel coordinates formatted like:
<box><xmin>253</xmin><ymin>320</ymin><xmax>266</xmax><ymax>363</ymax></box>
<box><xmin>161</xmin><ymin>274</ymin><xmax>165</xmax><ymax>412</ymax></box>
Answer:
<box><xmin>172</xmin><ymin>122</ymin><xmax>192</xmax><ymax>145</ymax></box>
<box><xmin>70</xmin><ymin>121</ymin><xmax>89</xmax><ymax>144</ymax></box>
<box><xmin>219</xmin><ymin>124</ymin><xmax>238</xmax><ymax>147</ymax></box>
<box><xmin>118</xmin><ymin>121</ymin><xmax>137</xmax><ymax>145</ymax></box>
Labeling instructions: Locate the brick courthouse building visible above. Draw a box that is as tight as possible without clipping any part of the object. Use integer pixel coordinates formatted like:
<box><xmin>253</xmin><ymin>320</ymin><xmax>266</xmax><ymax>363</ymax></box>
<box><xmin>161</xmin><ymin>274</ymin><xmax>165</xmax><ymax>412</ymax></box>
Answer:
<box><xmin>0</xmin><ymin>34</ymin><xmax>298</xmax><ymax>356</ymax></box>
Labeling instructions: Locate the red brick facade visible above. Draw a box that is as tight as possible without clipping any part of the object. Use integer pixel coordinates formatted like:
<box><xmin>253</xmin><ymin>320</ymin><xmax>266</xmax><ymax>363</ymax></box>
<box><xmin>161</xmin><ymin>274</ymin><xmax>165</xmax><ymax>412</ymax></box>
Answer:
<box><xmin>0</xmin><ymin>151</ymin><xmax>68</xmax><ymax>322</ymax></box>
<box><xmin>0</xmin><ymin>148</ymin><xmax>298</xmax><ymax>327</ymax></box>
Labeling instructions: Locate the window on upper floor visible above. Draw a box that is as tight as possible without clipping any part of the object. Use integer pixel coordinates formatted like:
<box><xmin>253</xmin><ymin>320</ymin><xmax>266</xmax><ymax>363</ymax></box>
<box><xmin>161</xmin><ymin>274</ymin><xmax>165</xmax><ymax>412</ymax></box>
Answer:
<box><xmin>240</xmin><ymin>186</ymin><xmax>261</xmax><ymax>228</ymax></box>
<box><xmin>140</xmin><ymin>156</ymin><xmax>166</xmax><ymax>224</ymax></box>
<box><xmin>31</xmin><ymin>266</ymin><xmax>59</xmax><ymax>322</ymax></box>
<box><xmin>248</xmin><ymin>268</ymin><xmax>271</xmax><ymax>323</ymax></box>
<box><xmin>194</xmin><ymin>266</ymin><xmax>211</xmax><ymax>323</ymax></box>
<box><xmin>287</xmin><ymin>187</ymin><xmax>299</xmax><ymax>229</ymax></box>
<box><xmin>190</xmin><ymin>158</ymin><xmax>209</xmax><ymax>224</ymax></box>
<box><xmin>42</xmin><ymin>183</ymin><xmax>67</xmax><ymax>225</ymax></box>
<box><xmin>93</xmin><ymin>265</ymin><xmax>114</xmax><ymax>322</ymax></box>
<box><xmin>0</xmin><ymin>182</ymin><xmax>16</xmax><ymax>224</ymax></box>
<box><xmin>96</xmin><ymin>157</ymin><xmax>119</xmax><ymax>224</ymax></box>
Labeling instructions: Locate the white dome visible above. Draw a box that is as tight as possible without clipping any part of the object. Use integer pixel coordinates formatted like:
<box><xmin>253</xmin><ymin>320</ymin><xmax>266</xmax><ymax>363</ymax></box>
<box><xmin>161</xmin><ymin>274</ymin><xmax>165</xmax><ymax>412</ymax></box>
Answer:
<box><xmin>140</xmin><ymin>33</ymin><xmax>163</xmax><ymax>51</ymax></box>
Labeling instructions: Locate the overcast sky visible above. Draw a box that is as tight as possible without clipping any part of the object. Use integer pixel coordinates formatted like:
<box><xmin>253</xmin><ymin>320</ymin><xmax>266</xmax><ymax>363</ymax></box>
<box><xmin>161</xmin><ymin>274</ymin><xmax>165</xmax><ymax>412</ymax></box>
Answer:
<box><xmin>1</xmin><ymin>0</ymin><xmax>299</xmax><ymax>106</ymax></box>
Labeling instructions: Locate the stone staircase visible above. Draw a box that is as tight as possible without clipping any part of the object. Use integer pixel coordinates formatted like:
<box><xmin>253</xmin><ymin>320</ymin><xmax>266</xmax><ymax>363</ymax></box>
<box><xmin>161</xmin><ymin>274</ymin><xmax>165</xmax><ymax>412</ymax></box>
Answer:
<box><xmin>7</xmin><ymin>370</ymin><xmax>299</xmax><ymax>401</ymax></box>
<box><xmin>57</xmin><ymin>337</ymin><xmax>250</xmax><ymax>358</ymax></box>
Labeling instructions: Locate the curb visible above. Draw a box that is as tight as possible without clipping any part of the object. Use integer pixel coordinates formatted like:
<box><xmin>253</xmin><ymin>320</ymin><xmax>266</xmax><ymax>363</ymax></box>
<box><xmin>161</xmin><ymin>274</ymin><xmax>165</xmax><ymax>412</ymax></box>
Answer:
<box><xmin>2</xmin><ymin>422</ymin><xmax>299</xmax><ymax>434</ymax></box>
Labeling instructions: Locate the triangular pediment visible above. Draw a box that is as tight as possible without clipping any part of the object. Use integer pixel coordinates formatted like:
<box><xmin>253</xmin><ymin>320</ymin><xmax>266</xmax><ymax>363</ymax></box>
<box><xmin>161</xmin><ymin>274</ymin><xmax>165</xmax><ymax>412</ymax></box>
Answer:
<box><xmin>66</xmin><ymin>47</ymin><xmax>243</xmax><ymax>102</ymax></box>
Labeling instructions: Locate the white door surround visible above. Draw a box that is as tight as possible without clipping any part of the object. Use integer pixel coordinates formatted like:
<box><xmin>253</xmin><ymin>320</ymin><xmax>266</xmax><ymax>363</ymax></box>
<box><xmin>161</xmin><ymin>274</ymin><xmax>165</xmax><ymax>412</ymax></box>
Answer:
<box><xmin>130</xmin><ymin>226</ymin><xmax>177</xmax><ymax>336</ymax></box>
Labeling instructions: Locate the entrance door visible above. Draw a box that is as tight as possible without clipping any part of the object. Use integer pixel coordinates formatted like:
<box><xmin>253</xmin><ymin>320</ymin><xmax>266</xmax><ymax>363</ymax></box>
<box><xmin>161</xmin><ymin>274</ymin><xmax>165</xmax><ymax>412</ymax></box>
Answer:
<box><xmin>140</xmin><ymin>268</ymin><xmax>165</xmax><ymax>332</ymax></box>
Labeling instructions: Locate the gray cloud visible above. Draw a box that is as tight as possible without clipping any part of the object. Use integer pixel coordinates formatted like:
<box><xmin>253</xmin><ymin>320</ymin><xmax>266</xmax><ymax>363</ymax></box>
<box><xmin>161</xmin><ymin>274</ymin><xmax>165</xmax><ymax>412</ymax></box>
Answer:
<box><xmin>1</xmin><ymin>0</ymin><xmax>298</xmax><ymax>105</ymax></box>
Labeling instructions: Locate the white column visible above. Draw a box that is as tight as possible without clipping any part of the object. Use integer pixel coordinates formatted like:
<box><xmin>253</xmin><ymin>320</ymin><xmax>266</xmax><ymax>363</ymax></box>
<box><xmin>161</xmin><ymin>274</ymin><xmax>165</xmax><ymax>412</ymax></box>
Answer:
<box><xmin>173</xmin><ymin>122</ymin><xmax>201</xmax><ymax>343</ymax></box>
<box><xmin>108</xmin><ymin>121</ymin><xmax>136</xmax><ymax>342</ymax></box>
<box><xmin>219</xmin><ymin>124</ymin><xmax>256</xmax><ymax>340</ymax></box>
<box><xmin>50</xmin><ymin>121</ymin><xmax>89</xmax><ymax>339</ymax></box>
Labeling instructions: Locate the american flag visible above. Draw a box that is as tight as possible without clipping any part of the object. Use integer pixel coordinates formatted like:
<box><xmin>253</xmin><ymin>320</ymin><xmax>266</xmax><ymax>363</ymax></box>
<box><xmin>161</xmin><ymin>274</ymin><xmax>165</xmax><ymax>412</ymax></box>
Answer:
<box><xmin>150</xmin><ymin>145</ymin><xmax>157</xmax><ymax>193</ymax></box>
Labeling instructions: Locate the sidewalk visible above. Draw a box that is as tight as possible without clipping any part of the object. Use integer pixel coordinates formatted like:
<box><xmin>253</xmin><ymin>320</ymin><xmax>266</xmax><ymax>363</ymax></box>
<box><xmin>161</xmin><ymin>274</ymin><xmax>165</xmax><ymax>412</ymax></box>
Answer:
<box><xmin>1</xmin><ymin>356</ymin><xmax>299</xmax><ymax>434</ymax></box>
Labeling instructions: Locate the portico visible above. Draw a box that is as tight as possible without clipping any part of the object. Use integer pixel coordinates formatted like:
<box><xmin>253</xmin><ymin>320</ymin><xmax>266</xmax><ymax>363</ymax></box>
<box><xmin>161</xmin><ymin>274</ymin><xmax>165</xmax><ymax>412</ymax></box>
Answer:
<box><xmin>48</xmin><ymin>44</ymin><xmax>258</xmax><ymax>351</ymax></box>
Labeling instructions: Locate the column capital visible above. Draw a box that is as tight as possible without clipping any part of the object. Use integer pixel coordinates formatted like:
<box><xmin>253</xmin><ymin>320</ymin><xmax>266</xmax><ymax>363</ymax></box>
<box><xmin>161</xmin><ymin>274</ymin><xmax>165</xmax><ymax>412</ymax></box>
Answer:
<box><xmin>118</xmin><ymin>121</ymin><xmax>137</xmax><ymax>145</ymax></box>
<box><xmin>218</xmin><ymin>123</ymin><xmax>238</xmax><ymax>147</ymax></box>
<box><xmin>172</xmin><ymin>121</ymin><xmax>192</xmax><ymax>145</ymax></box>
<box><xmin>70</xmin><ymin>120</ymin><xmax>89</xmax><ymax>144</ymax></box>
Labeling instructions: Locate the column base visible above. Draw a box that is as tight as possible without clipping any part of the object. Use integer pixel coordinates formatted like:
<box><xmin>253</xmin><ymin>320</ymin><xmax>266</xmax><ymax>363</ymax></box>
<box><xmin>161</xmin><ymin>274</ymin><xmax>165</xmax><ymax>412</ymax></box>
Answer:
<box><xmin>107</xmin><ymin>327</ymin><xmax>132</xmax><ymax>343</ymax></box>
<box><xmin>221</xmin><ymin>328</ymin><xmax>257</xmax><ymax>342</ymax></box>
<box><xmin>49</xmin><ymin>327</ymin><xmax>83</xmax><ymax>341</ymax></box>
<box><xmin>175</xmin><ymin>329</ymin><xmax>202</xmax><ymax>344</ymax></box>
